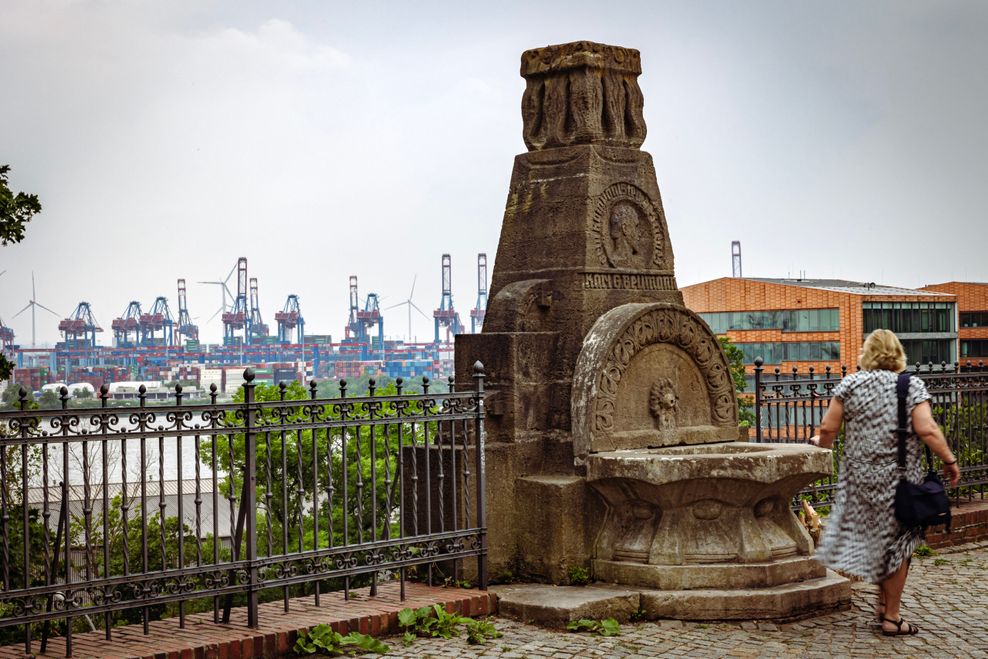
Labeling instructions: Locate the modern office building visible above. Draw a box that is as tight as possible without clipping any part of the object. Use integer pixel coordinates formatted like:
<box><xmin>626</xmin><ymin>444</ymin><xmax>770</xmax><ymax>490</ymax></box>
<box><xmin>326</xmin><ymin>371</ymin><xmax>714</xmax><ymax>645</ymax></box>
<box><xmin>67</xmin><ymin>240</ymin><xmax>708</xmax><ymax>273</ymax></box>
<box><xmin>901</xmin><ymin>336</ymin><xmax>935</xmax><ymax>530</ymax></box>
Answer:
<box><xmin>681</xmin><ymin>278</ymin><xmax>958</xmax><ymax>373</ymax></box>
<box><xmin>919</xmin><ymin>282</ymin><xmax>988</xmax><ymax>362</ymax></box>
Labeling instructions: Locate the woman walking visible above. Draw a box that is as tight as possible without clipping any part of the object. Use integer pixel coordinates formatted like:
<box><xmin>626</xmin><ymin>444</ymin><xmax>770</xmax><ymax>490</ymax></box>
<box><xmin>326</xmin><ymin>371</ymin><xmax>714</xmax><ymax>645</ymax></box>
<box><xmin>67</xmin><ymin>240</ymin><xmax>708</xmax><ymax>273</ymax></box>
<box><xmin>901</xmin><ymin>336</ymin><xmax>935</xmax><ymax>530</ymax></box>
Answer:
<box><xmin>810</xmin><ymin>329</ymin><xmax>960</xmax><ymax>636</ymax></box>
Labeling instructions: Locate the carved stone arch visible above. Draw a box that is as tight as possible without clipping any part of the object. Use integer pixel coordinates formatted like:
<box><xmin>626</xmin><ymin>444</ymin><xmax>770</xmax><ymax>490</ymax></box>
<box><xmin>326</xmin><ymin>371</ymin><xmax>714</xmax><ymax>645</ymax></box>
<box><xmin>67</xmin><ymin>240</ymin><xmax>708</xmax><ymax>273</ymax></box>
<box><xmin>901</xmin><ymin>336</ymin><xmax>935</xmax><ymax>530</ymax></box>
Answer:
<box><xmin>572</xmin><ymin>303</ymin><xmax>738</xmax><ymax>463</ymax></box>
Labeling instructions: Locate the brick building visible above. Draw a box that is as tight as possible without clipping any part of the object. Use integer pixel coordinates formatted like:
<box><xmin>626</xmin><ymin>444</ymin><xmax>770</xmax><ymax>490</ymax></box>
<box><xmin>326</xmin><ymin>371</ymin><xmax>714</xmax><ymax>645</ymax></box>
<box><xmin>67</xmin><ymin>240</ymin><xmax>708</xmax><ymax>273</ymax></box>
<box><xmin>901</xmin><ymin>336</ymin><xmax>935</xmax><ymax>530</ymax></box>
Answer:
<box><xmin>919</xmin><ymin>282</ymin><xmax>988</xmax><ymax>362</ymax></box>
<box><xmin>681</xmin><ymin>278</ymin><xmax>958</xmax><ymax>374</ymax></box>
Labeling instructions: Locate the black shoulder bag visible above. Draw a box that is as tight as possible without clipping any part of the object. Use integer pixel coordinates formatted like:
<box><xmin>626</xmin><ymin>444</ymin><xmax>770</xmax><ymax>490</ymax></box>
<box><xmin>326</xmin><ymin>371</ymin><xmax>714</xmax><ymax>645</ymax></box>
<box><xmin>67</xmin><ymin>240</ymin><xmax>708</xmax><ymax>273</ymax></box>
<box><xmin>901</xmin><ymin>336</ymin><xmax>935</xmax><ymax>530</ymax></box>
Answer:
<box><xmin>892</xmin><ymin>372</ymin><xmax>951</xmax><ymax>533</ymax></box>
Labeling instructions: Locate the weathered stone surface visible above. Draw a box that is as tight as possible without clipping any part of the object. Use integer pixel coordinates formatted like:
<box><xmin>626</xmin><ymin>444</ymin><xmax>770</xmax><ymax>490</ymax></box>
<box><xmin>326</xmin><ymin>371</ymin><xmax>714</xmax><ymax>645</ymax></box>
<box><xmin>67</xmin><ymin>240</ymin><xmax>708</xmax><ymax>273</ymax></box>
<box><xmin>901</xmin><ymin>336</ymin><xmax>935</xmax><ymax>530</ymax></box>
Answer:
<box><xmin>493</xmin><ymin>584</ymin><xmax>640</xmax><ymax>627</ymax></box>
<box><xmin>452</xmin><ymin>41</ymin><xmax>850</xmax><ymax>621</ymax></box>
<box><xmin>593</xmin><ymin>555</ymin><xmax>826</xmax><ymax>590</ymax></box>
<box><xmin>571</xmin><ymin>303</ymin><xmax>739</xmax><ymax>459</ymax></box>
<box><xmin>520</xmin><ymin>42</ymin><xmax>646</xmax><ymax>151</ymax></box>
<box><xmin>638</xmin><ymin>570</ymin><xmax>852</xmax><ymax>622</ymax></box>
<box><xmin>514</xmin><ymin>474</ymin><xmax>598</xmax><ymax>583</ymax></box>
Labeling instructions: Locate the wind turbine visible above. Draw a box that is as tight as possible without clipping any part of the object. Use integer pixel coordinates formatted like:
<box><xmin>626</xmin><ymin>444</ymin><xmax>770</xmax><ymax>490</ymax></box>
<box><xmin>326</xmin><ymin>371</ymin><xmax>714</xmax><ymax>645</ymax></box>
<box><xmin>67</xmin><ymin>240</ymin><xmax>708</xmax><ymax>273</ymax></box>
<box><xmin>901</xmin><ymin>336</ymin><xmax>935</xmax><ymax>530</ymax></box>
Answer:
<box><xmin>198</xmin><ymin>260</ymin><xmax>238</xmax><ymax>322</ymax></box>
<box><xmin>12</xmin><ymin>272</ymin><xmax>61</xmax><ymax>347</ymax></box>
<box><xmin>384</xmin><ymin>275</ymin><xmax>429</xmax><ymax>342</ymax></box>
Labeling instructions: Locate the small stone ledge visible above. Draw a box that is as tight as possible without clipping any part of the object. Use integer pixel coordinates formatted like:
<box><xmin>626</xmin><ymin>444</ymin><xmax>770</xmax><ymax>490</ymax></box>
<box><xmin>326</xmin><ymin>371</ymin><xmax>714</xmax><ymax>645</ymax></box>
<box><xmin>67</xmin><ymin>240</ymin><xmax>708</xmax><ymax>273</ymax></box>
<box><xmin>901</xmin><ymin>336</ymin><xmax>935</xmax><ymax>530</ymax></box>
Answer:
<box><xmin>492</xmin><ymin>584</ymin><xmax>639</xmax><ymax>627</ymax></box>
<box><xmin>493</xmin><ymin>570</ymin><xmax>851</xmax><ymax>627</ymax></box>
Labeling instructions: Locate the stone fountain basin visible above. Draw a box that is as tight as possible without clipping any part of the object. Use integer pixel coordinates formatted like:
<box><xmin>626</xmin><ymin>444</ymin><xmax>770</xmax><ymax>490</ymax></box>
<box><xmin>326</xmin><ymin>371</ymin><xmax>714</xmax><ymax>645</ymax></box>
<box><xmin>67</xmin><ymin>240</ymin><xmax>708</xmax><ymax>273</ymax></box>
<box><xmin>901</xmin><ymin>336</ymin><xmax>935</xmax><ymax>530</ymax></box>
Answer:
<box><xmin>585</xmin><ymin>441</ymin><xmax>833</xmax><ymax>570</ymax></box>
<box><xmin>586</xmin><ymin>441</ymin><xmax>831</xmax><ymax>491</ymax></box>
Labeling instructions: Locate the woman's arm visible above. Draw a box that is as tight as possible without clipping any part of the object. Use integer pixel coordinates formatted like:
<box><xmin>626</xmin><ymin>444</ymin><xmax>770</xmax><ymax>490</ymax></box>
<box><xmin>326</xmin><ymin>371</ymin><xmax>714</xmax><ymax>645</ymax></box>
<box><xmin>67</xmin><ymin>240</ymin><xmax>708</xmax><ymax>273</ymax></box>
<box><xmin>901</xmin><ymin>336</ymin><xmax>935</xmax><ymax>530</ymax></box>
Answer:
<box><xmin>911</xmin><ymin>400</ymin><xmax>961</xmax><ymax>487</ymax></box>
<box><xmin>809</xmin><ymin>398</ymin><xmax>843</xmax><ymax>449</ymax></box>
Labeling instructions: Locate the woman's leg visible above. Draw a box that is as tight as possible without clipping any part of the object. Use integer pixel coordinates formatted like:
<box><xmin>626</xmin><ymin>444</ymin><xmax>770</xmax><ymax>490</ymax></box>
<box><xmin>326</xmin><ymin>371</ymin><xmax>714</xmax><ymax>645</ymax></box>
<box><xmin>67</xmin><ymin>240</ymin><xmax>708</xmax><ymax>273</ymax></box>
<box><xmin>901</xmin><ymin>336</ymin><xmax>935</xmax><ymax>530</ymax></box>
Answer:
<box><xmin>880</xmin><ymin>559</ymin><xmax>913</xmax><ymax>632</ymax></box>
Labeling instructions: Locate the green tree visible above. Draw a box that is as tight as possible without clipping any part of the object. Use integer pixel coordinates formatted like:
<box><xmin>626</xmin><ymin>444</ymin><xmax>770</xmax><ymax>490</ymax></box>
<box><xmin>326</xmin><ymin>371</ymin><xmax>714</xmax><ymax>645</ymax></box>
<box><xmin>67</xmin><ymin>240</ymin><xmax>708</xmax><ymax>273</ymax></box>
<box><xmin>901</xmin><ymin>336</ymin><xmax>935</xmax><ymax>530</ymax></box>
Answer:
<box><xmin>719</xmin><ymin>337</ymin><xmax>755</xmax><ymax>428</ymax></box>
<box><xmin>201</xmin><ymin>381</ymin><xmax>422</xmax><ymax>559</ymax></box>
<box><xmin>0</xmin><ymin>164</ymin><xmax>43</xmax><ymax>381</ymax></box>
<box><xmin>37</xmin><ymin>389</ymin><xmax>60</xmax><ymax>409</ymax></box>
<box><xmin>0</xmin><ymin>165</ymin><xmax>41</xmax><ymax>246</ymax></box>
<box><xmin>1</xmin><ymin>384</ymin><xmax>25</xmax><ymax>409</ymax></box>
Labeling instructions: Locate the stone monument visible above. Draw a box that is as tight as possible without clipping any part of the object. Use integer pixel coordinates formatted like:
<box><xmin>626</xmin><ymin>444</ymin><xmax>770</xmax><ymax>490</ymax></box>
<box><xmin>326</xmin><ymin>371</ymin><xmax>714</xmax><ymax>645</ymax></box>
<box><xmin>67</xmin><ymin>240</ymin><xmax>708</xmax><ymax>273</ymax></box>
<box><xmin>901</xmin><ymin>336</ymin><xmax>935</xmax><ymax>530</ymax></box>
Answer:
<box><xmin>455</xmin><ymin>41</ymin><xmax>849</xmax><ymax>621</ymax></box>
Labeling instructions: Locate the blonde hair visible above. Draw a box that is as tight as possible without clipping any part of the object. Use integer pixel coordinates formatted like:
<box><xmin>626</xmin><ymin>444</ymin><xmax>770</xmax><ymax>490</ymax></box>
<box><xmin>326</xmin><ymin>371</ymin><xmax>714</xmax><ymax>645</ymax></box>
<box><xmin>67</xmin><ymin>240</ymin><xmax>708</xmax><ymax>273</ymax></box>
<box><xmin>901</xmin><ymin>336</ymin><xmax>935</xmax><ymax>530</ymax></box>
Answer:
<box><xmin>860</xmin><ymin>329</ymin><xmax>907</xmax><ymax>372</ymax></box>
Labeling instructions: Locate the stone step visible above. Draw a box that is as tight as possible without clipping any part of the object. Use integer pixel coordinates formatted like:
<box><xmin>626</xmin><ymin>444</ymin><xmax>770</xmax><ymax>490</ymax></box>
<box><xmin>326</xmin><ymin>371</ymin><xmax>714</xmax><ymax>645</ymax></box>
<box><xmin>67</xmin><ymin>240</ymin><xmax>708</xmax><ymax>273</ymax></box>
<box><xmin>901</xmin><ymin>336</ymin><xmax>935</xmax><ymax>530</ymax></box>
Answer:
<box><xmin>640</xmin><ymin>569</ymin><xmax>851</xmax><ymax>622</ymax></box>
<box><xmin>493</xmin><ymin>570</ymin><xmax>851</xmax><ymax>627</ymax></box>
<box><xmin>593</xmin><ymin>555</ymin><xmax>827</xmax><ymax>590</ymax></box>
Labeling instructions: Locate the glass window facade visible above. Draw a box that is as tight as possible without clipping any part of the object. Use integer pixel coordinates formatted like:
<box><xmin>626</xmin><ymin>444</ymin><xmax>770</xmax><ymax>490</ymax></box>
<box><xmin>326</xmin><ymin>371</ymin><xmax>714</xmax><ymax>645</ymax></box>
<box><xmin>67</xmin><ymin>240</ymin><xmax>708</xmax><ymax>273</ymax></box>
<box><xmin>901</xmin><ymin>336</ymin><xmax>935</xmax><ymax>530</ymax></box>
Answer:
<box><xmin>961</xmin><ymin>340</ymin><xmax>988</xmax><ymax>359</ymax></box>
<box><xmin>862</xmin><ymin>301</ymin><xmax>955</xmax><ymax>333</ymax></box>
<box><xmin>960</xmin><ymin>311</ymin><xmax>988</xmax><ymax>328</ymax></box>
<box><xmin>736</xmin><ymin>342</ymin><xmax>841</xmax><ymax>364</ymax></box>
<box><xmin>900</xmin><ymin>339</ymin><xmax>955</xmax><ymax>365</ymax></box>
<box><xmin>700</xmin><ymin>309</ymin><xmax>839</xmax><ymax>334</ymax></box>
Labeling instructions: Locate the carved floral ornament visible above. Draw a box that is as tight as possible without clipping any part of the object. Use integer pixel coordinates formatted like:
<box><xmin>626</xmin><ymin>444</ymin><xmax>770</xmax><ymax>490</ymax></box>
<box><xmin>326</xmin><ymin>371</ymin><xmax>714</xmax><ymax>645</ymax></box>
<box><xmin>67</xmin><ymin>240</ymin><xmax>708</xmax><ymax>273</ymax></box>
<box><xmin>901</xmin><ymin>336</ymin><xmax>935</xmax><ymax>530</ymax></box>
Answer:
<box><xmin>592</xmin><ymin>307</ymin><xmax>737</xmax><ymax>436</ymax></box>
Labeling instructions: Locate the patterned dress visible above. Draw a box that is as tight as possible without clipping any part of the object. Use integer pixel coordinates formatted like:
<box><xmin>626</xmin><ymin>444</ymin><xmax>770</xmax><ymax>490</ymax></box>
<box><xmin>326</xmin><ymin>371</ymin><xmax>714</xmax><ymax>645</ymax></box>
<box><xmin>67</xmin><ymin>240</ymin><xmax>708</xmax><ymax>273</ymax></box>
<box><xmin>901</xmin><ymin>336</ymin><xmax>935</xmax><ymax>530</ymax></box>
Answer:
<box><xmin>815</xmin><ymin>370</ymin><xmax>930</xmax><ymax>582</ymax></box>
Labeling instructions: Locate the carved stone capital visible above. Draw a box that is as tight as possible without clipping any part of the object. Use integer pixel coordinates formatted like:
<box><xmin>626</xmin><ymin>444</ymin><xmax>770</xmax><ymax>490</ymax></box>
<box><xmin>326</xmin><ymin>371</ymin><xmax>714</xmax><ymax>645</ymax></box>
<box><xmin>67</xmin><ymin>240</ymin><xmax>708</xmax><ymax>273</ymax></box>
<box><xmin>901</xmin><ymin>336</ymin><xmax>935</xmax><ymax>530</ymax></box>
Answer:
<box><xmin>520</xmin><ymin>41</ymin><xmax>647</xmax><ymax>151</ymax></box>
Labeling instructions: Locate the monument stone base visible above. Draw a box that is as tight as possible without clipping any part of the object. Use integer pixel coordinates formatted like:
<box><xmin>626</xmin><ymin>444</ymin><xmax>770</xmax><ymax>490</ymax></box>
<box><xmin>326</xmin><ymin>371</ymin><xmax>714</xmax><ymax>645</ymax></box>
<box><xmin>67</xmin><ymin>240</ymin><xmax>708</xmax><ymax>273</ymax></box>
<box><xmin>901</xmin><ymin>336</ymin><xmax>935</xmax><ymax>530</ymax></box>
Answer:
<box><xmin>494</xmin><ymin>571</ymin><xmax>851</xmax><ymax>626</ymax></box>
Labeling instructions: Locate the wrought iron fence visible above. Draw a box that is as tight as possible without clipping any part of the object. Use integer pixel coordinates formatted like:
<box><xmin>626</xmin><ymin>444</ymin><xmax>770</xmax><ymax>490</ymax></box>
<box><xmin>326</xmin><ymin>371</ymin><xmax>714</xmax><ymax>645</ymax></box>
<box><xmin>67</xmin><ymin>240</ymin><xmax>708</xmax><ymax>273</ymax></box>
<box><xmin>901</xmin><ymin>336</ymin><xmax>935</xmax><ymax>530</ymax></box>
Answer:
<box><xmin>752</xmin><ymin>358</ymin><xmax>988</xmax><ymax>508</ymax></box>
<box><xmin>0</xmin><ymin>364</ymin><xmax>488</xmax><ymax>656</ymax></box>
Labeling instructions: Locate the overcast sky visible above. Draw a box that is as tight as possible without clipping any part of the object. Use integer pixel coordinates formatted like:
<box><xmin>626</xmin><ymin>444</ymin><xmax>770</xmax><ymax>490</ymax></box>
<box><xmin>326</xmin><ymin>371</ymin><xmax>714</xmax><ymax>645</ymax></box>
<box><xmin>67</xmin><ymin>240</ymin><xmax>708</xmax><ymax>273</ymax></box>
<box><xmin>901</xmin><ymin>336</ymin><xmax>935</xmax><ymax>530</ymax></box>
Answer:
<box><xmin>2</xmin><ymin>0</ymin><xmax>986</xmax><ymax>346</ymax></box>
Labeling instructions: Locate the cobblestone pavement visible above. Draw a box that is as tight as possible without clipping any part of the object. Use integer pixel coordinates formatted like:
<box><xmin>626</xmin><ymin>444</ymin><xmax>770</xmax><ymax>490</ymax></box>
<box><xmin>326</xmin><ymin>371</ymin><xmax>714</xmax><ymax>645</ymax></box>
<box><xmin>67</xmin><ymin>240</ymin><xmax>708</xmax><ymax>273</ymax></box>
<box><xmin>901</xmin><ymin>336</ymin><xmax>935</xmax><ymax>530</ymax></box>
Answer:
<box><xmin>381</xmin><ymin>542</ymin><xmax>988</xmax><ymax>658</ymax></box>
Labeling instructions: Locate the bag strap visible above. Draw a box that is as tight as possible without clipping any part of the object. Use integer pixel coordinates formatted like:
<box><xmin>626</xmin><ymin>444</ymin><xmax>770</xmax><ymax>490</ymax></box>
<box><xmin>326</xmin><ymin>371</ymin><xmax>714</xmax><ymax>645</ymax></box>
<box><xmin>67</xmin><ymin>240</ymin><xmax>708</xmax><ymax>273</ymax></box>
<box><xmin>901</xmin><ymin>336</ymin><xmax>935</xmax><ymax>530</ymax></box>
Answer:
<box><xmin>896</xmin><ymin>372</ymin><xmax>935</xmax><ymax>473</ymax></box>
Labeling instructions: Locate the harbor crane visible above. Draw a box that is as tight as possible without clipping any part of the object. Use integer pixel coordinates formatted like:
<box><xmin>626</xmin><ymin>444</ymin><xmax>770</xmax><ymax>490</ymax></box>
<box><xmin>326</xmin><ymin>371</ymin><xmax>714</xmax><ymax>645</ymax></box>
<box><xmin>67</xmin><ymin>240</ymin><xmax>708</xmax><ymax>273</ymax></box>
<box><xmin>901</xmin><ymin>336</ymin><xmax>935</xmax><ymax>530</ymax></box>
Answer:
<box><xmin>345</xmin><ymin>276</ymin><xmax>384</xmax><ymax>358</ymax></box>
<box><xmin>0</xmin><ymin>319</ymin><xmax>13</xmax><ymax>350</ymax></box>
<box><xmin>112</xmin><ymin>301</ymin><xmax>142</xmax><ymax>347</ymax></box>
<box><xmin>139</xmin><ymin>296</ymin><xmax>175</xmax><ymax>347</ymax></box>
<box><xmin>58</xmin><ymin>302</ymin><xmax>102</xmax><ymax>348</ymax></box>
<box><xmin>276</xmin><ymin>294</ymin><xmax>304</xmax><ymax>344</ymax></box>
<box><xmin>433</xmin><ymin>253</ymin><xmax>464</xmax><ymax>343</ymax></box>
<box><xmin>176</xmin><ymin>279</ymin><xmax>198</xmax><ymax>343</ymax></box>
<box><xmin>222</xmin><ymin>257</ymin><xmax>250</xmax><ymax>344</ymax></box>
<box><xmin>248</xmin><ymin>277</ymin><xmax>269</xmax><ymax>339</ymax></box>
<box><xmin>470</xmin><ymin>253</ymin><xmax>488</xmax><ymax>333</ymax></box>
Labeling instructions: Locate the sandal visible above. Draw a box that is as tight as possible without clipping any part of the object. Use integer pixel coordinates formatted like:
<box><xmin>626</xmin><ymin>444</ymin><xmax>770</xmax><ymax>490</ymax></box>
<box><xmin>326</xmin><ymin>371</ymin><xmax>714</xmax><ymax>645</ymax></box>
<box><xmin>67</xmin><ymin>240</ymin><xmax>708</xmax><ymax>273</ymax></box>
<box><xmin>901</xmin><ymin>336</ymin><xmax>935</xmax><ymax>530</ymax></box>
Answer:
<box><xmin>882</xmin><ymin>616</ymin><xmax>919</xmax><ymax>636</ymax></box>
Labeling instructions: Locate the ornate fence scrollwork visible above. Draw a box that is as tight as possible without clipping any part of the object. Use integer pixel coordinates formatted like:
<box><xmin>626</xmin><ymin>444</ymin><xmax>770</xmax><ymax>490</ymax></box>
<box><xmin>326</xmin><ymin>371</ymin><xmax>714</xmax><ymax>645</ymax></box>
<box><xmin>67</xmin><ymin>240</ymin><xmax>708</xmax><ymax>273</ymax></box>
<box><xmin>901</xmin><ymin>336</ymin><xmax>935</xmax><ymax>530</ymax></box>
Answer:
<box><xmin>0</xmin><ymin>365</ymin><xmax>488</xmax><ymax>656</ymax></box>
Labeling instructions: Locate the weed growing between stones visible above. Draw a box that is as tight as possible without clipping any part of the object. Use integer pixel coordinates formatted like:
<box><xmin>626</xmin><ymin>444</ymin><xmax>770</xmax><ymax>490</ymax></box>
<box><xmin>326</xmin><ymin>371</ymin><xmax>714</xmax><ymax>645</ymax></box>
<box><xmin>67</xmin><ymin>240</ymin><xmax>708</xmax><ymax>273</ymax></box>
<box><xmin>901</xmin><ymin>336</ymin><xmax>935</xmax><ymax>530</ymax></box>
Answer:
<box><xmin>567</xmin><ymin>565</ymin><xmax>591</xmax><ymax>586</ymax></box>
<box><xmin>565</xmin><ymin>618</ymin><xmax>621</xmax><ymax>636</ymax></box>
<box><xmin>398</xmin><ymin>604</ymin><xmax>502</xmax><ymax>646</ymax></box>
<box><xmin>914</xmin><ymin>544</ymin><xmax>937</xmax><ymax>558</ymax></box>
<box><xmin>293</xmin><ymin>624</ymin><xmax>389</xmax><ymax>656</ymax></box>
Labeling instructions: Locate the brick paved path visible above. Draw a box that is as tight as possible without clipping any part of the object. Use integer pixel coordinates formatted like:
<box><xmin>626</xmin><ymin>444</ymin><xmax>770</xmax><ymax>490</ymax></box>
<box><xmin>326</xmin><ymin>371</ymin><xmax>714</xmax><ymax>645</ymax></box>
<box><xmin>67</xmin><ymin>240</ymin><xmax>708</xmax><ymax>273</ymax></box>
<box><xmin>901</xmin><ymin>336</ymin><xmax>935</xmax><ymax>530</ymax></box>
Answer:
<box><xmin>387</xmin><ymin>542</ymin><xmax>988</xmax><ymax>658</ymax></box>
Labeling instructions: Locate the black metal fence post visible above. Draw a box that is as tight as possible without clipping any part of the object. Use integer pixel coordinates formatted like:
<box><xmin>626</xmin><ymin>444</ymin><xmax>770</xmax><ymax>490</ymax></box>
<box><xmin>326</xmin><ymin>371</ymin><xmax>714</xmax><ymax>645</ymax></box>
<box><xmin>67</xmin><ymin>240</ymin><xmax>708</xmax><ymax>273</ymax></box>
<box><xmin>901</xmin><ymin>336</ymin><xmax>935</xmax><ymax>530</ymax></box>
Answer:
<box><xmin>753</xmin><ymin>358</ymin><xmax>763</xmax><ymax>442</ymax></box>
<box><xmin>472</xmin><ymin>361</ymin><xmax>488</xmax><ymax>590</ymax></box>
<box><xmin>243</xmin><ymin>369</ymin><xmax>259</xmax><ymax>628</ymax></box>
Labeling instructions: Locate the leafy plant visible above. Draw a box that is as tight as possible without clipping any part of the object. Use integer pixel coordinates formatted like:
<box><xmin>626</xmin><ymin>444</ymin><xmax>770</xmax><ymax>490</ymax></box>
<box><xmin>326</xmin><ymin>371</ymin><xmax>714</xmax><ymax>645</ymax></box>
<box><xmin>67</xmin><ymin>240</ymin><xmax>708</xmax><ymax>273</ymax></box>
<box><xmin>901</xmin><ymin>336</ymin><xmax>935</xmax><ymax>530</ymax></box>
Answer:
<box><xmin>718</xmin><ymin>337</ymin><xmax>755</xmax><ymax>428</ymax></box>
<box><xmin>914</xmin><ymin>544</ymin><xmax>936</xmax><ymax>558</ymax></box>
<box><xmin>465</xmin><ymin>618</ymin><xmax>502</xmax><ymax>645</ymax></box>
<box><xmin>567</xmin><ymin>565</ymin><xmax>591</xmax><ymax>586</ymax></box>
<box><xmin>565</xmin><ymin>617</ymin><xmax>621</xmax><ymax>636</ymax></box>
<box><xmin>397</xmin><ymin>604</ymin><xmax>501</xmax><ymax>646</ymax></box>
<box><xmin>443</xmin><ymin>576</ymin><xmax>473</xmax><ymax>589</ymax></box>
<box><xmin>293</xmin><ymin>623</ymin><xmax>389</xmax><ymax>656</ymax></box>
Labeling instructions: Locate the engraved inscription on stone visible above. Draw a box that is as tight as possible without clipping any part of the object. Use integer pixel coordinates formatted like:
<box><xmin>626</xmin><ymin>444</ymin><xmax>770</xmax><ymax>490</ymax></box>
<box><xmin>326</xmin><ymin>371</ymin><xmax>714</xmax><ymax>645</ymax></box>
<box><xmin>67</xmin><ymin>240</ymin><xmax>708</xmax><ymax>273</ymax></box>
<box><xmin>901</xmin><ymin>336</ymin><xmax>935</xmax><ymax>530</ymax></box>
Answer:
<box><xmin>582</xmin><ymin>272</ymin><xmax>677</xmax><ymax>291</ymax></box>
<box><xmin>591</xmin><ymin>182</ymin><xmax>664</xmax><ymax>269</ymax></box>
